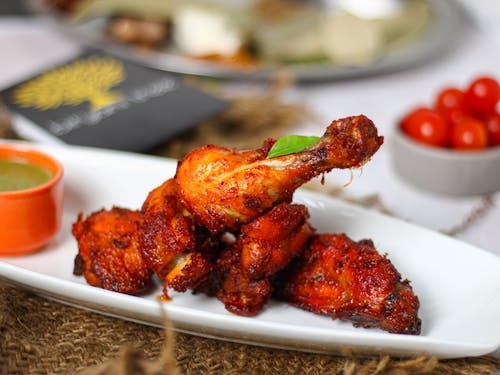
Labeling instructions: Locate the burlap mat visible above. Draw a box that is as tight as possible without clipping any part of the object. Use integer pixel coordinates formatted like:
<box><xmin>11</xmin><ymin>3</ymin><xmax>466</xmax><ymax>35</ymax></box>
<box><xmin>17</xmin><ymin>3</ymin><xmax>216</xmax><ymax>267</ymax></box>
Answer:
<box><xmin>1</xmin><ymin>284</ymin><xmax>499</xmax><ymax>375</ymax></box>
<box><xmin>1</xmin><ymin>89</ymin><xmax>500</xmax><ymax>375</ymax></box>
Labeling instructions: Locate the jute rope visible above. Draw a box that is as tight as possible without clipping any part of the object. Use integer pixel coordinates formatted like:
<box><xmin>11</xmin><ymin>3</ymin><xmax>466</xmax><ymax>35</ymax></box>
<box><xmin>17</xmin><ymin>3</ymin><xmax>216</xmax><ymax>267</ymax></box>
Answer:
<box><xmin>303</xmin><ymin>182</ymin><xmax>496</xmax><ymax>237</ymax></box>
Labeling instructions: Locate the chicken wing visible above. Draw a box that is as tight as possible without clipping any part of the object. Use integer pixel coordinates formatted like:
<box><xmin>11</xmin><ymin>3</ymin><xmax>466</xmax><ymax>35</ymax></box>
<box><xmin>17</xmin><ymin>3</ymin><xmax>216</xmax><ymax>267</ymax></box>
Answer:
<box><xmin>140</xmin><ymin>178</ymin><xmax>215</xmax><ymax>292</ymax></box>
<box><xmin>163</xmin><ymin>250</ymin><xmax>215</xmax><ymax>293</ymax></box>
<box><xmin>209</xmin><ymin>239</ymin><xmax>273</xmax><ymax>317</ymax></box>
<box><xmin>215</xmin><ymin>203</ymin><xmax>313</xmax><ymax>316</ymax></box>
<box><xmin>175</xmin><ymin>115</ymin><xmax>383</xmax><ymax>233</ymax></box>
<box><xmin>217</xmin><ymin>267</ymin><xmax>273</xmax><ymax>316</ymax></box>
<box><xmin>274</xmin><ymin>234</ymin><xmax>421</xmax><ymax>335</ymax></box>
<box><xmin>239</xmin><ymin>202</ymin><xmax>314</xmax><ymax>279</ymax></box>
<box><xmin>72</xmin><ymin>207</ymin><xmax>151</xmax><ymax>294</ymax></box>
<box><xmin>139</xmin><ymin>178</ymin><xmax>196</xmax><ymax>278</ymax></box>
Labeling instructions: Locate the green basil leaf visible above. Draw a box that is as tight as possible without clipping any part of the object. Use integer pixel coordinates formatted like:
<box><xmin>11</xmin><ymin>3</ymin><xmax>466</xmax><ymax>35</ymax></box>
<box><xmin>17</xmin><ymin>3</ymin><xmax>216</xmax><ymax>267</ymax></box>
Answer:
<box><xmin>267</xmin><ymin>135</ymin><xmax>321</xmax><ymax>159</ymax></box>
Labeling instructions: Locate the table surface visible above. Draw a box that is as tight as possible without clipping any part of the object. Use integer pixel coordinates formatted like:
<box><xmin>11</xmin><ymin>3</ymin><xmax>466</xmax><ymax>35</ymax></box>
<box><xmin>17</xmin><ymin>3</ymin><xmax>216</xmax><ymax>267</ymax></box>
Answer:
<box><xmin>0</xmin><ymin>0</ymin><xmax>499</xmax><ymax>359</ymax></box>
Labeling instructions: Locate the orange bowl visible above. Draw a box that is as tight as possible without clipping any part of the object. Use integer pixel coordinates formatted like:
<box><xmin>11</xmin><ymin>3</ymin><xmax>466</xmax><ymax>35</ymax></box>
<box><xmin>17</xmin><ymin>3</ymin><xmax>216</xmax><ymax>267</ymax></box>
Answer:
<box><xmin>0</xmin><ymin>143</ymin><xmax>64</xmax><ymax>256</ymax></box>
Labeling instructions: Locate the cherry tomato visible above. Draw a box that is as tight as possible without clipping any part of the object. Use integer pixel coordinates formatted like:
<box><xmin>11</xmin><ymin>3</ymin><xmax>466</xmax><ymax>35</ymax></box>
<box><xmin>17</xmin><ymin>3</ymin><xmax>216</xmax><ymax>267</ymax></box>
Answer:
<box><xmin>451</xmin><ymin>117</ymin><xmax>488</xmax><ymax>150</ymax></box>
<box><xmin>485</xmin><ymin>112</ymin><xmax>500</xmax><ymax>146</ymax></box>
<box><xmin>435</xmin><ymin>87</ymin><xmax>466</xmax><ymax>113</ymax></box>
<box><xmin>434</xmin><ymin>87</ymin><xmax>468</xmax><ymax>124</ymax></box>
<box><xmin>443</xmin><ymin>107</ymin><xmax>469</xmax><ymax>125</ymax></box>
<box><xmin>401</xmin><ymin>107</ymin><xmax>449</xmax><ymax>147</ymax></box>
<box><xmin>465</xmin><ymin>76</ymin><xmax>500</xmax><ymax>116</ymax></box>
<box><xmin>400</xmin><ymin>106</ymin><xmax>426</xmax><ymax>132</ymax></box>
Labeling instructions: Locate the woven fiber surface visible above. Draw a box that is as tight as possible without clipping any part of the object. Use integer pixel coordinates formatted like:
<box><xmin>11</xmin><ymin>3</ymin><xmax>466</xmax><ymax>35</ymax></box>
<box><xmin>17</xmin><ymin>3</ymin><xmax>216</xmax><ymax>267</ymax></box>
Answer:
<box><xmin>1</xmin><ymin>285</ymin><xmax>499</xmax><ymax>375</ymax></box>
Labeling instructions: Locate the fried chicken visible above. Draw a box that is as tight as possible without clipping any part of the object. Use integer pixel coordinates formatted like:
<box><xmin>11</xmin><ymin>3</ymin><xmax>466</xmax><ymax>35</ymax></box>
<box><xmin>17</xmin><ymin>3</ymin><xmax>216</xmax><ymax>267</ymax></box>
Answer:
<box><xmin>217</xmin><ymin>267</ymin><xmax>273</xmax><ymax>316</ymax></box>
<box><xmin>72</xmin><ymin>207</ymin><xmax>152</xmax><ymax>294</ymax></box>
<box><xmin>69</xmin><ymin>114</ymin><xmax>421</xmax><ymax>337</ymax></box>
<box><xmin>175</xmin><ymin>115</ymin><xmax>383</xmax><ymax>233</ymax></box>
<box><xmin>140</xmin><ymin>178</ymin><xmax>215</xmax><ymax>292</ymax></box>
<box><xmin>239</xmin><ymin>203</ymin><xmax>314</xmax><ymax>279</ymax></box>
<box><xmin>274</xmin><ymin>234</ymin><xmax>421</xmax><ymax>335</ymax></box>
<box><xmin>139</xmin><ymin>178</ymin><xmax>197</xmax><ymax>278</ymax></box>
<box><xmin>215</xmin><ymin>203</ymin><xmax>313</xmax><ymax>316</ymax></box>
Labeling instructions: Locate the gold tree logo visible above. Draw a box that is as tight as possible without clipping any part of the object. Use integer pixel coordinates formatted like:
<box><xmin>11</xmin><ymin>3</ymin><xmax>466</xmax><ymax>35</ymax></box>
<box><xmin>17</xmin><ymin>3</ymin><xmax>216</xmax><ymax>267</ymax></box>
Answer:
<box><xmin>14</xmin><ymin>57</ymin><xmax>126</xmax><ymax>111</ymax></box>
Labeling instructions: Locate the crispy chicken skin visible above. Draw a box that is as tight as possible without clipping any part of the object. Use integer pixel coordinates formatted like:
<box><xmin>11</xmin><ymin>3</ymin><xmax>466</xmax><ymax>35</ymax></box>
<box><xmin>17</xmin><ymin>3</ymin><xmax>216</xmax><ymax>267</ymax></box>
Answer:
<box><xmin>139</xmin><ymin>178</ymin><xmax>197</xmax><ymax>278</ymax></box>
<box><xmin>214</xmin><ymin>203</ymin><xmax>313</xmax><ymax>316</ymax></box>
<box><xmin>72</xmin><ymin>207</ymin><xmax>151</xmax><ymax>294</ymax></box>
<box><xmin>164</xmin><ymin>250</ymin><xmax>215</xmax><ymax>292</ymax></box>
<box><xmin>140</xmin><ymin>178</ymin><xmax>215</xmax><ymax>291</ymax></box>
<box><xmin>209</xmin><ymin>240</ymin><xmax>272</xmax><ymax>316</ymax></box>
<box><xmin>174</xmin><ymin>139</ymin><xmax>274</xmax><ymax>233</ymax></box>
<box><xmin>217</xmin><ymin>268</ymin><xmax>273</xmax><ymax>316</ymax></box>
<box><xmin>274</xmin><ymin>234</ymin><xmax>421</xmax><ymax>335</ymax></box>
<box><xmin>175</xmin><ymin>115</ymin><xmax>383</xmax><ymax>233</ymax></box>
<box><xmin>239</xmin><ymin>203</ymin><xmax>314</xmax><ymax>279</ymax></box>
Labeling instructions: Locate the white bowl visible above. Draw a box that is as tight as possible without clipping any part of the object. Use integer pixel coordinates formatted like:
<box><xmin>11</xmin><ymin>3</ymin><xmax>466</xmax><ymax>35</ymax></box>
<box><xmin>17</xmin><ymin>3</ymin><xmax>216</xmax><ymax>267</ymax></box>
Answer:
<box><xmin>391</xmin><ymin>128</ymin><xmax>500</xmax><ymax>196</ymax></box>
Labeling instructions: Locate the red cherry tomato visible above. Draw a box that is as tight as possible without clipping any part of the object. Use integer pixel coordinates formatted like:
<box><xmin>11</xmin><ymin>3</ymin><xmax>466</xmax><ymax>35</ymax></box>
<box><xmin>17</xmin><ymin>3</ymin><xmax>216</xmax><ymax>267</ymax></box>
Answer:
<box><xmin>400</xmin><ymin>106</ymin><xmax>426</xmax><ymax>132</ymax></box>
<box><xmin>444</xmin><ymin>107</ymin><xmax>469</xmax><ymax>125</ymax></box>
<box><xmin>435</xmin><ymin>87</ymin><xmax>469</xmax><ymax>125</ymax></box>
<box><xmin>451</xmin><ymin>117</ymin><xmax>488</xmax><ymax>150</ymax></box>
<box><xmin>435</xmin><ymin>87</ymin><xmax>466</xmax><ymax>113</ymax></box>
<box><xmin>401</xmin><ymin>107</ymin><xmax>449</xmax><ymax>147</ymax></box>
<box><xmin>485</xmin><ymin>112</ymin><xmax>500</xmax><ymax>146</ymax></box>
<box><xmin>465</xmin><ymin>76</ymin><xmax>500</xmax><ymax>116</ymax></box>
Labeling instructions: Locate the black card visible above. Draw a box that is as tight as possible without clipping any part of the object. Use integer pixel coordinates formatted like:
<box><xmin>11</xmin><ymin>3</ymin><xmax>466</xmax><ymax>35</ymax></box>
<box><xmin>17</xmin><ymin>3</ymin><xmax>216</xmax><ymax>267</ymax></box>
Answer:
<box><xmin>1</xmin><ymin>50</ymin><xmax>228</xmax><ymax>152</ymax></box>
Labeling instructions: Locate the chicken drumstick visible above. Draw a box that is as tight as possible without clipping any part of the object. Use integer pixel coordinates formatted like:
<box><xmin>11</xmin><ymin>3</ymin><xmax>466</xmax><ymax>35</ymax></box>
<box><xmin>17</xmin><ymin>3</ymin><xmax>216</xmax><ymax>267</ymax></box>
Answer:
<box><xmin>175</xmin><ymin>115</ymin><xmax>383</xmax><ymax>233</ymax></box>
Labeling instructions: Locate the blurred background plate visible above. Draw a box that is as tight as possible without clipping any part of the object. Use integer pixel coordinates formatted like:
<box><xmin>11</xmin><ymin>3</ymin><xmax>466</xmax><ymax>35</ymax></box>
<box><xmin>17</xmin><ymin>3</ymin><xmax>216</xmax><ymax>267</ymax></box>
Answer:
<box><xmin>26</xmin><ymin>0</ymin><xmax>463</xmax><ymax>81</ymax></box>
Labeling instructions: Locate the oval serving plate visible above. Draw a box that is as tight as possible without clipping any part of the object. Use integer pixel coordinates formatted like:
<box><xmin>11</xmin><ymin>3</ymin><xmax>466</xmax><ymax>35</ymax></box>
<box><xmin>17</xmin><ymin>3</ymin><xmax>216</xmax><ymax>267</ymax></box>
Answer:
<box><xmin>25</xmin><ymin>0</ymin><xmax>463</xmax><ymax>81</ymax></box>
<box><xmin>0</xmin><ymin>141</ymin><xmax>499</xmax><ymax>359</ymax></box>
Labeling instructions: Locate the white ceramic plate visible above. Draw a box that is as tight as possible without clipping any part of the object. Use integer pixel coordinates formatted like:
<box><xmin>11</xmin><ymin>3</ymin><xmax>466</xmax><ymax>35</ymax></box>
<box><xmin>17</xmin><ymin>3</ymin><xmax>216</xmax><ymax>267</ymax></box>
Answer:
<box><xmin>1</xmin><ymin>141</ymin><xmax>499</xmax><ymax>359</ymax></box>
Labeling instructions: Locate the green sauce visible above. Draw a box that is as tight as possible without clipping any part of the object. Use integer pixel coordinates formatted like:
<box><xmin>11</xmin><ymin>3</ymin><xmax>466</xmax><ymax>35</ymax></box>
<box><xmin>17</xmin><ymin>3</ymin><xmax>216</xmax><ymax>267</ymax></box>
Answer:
<box><xmin>0</xmin><ymin>160</ymin><xmax>52</xmax><ymax>192</ymax></box>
